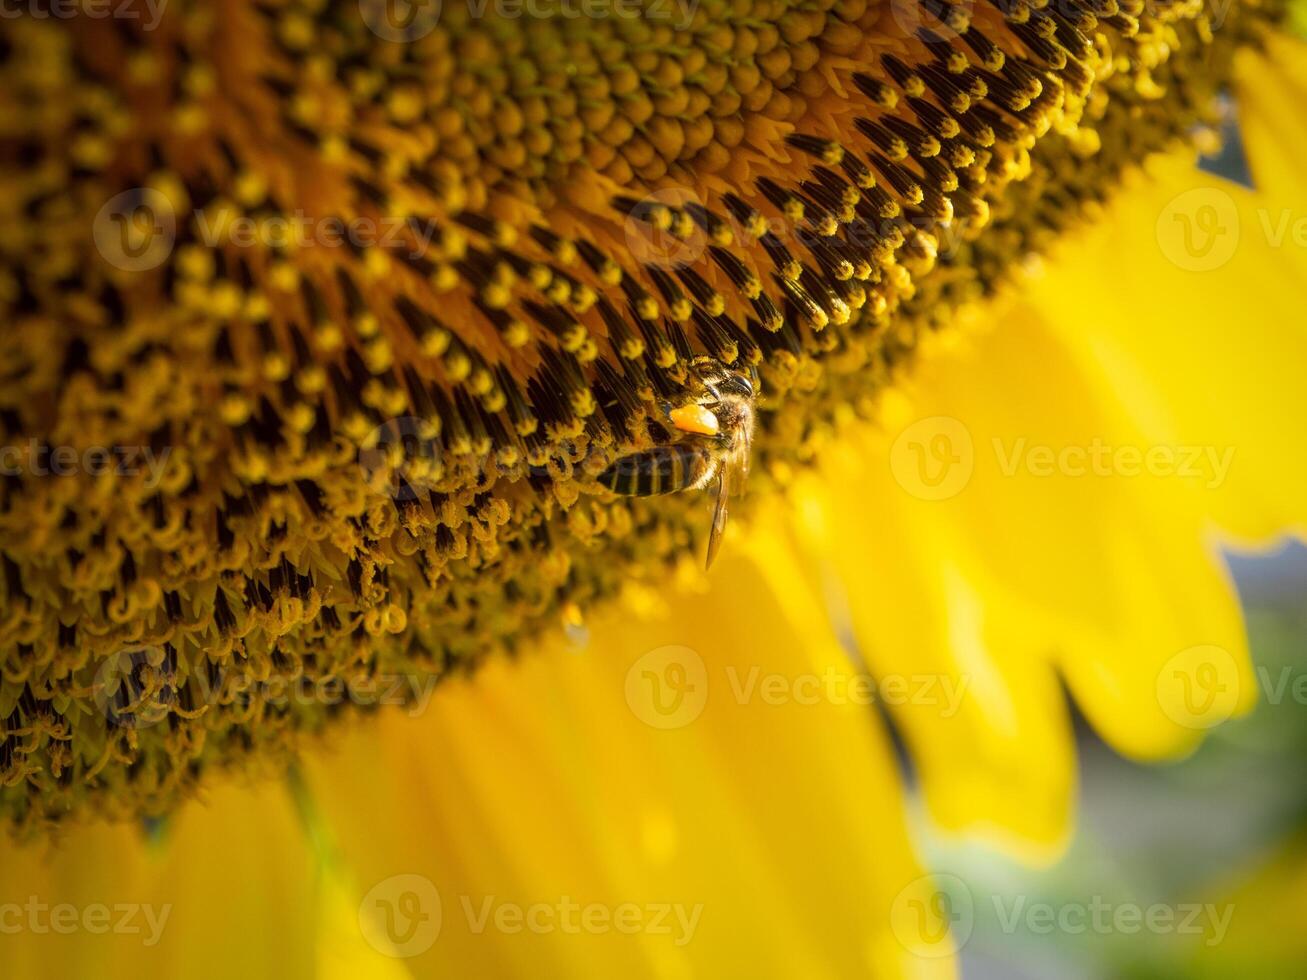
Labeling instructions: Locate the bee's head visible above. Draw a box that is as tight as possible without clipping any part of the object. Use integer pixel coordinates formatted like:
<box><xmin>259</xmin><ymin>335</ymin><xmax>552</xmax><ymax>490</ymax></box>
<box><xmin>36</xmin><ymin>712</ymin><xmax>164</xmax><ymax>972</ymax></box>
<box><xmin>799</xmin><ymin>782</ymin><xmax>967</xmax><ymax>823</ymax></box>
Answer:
<box><xmin>688</xmin><ymin>356</ymin><xmax>758</xmax><ymax>402</ymax></box>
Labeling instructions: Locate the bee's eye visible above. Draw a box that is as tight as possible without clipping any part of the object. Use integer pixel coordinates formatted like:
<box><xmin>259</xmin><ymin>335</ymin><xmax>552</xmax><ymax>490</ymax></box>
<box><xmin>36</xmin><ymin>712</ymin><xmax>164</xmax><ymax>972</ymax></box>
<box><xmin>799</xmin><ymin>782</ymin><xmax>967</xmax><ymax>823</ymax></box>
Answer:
<box><xmin>729</xmin><ymin>374</ymin><xmax>754</xmax><ymax>398</ymax></box>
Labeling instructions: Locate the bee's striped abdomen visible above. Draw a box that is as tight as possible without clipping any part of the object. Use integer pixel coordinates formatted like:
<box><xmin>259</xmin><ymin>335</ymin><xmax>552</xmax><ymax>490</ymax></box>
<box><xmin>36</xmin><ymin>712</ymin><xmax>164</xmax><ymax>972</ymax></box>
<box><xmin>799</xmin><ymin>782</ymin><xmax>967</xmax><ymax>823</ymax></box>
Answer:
<box><xmin>598</xmin><ymin>442</ymin><xmax>710</xmax><ymax>496</ymax></box>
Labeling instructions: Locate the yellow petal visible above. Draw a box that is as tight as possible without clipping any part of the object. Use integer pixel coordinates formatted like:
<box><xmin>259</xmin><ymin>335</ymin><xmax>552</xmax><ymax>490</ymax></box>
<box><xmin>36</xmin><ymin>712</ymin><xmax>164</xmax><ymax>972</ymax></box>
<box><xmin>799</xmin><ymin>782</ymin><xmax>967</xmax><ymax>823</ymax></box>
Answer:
<box><xmin>303</xmin><ymin>536</ymin><xmax>955</xmax><ymax>978</ymax></box>
<box><xmin>0</xmin><ymin>778</ymin><xmax>318</xmax><ymax>978</ymax></box>
<box><xmin>1018</xmin><ymin>34</ymin><xmax>1307</xmax><ymax>546</ymax></box>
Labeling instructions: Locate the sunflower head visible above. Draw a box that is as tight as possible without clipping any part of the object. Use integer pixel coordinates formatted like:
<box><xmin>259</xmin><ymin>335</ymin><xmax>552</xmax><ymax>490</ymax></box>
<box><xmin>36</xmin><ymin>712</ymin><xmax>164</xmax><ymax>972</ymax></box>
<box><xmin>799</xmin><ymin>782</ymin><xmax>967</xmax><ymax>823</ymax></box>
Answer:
<box><xmin>0</xmin><ymin>0</ymin><xmax>1281</xmax><ymax>833</ymax></box>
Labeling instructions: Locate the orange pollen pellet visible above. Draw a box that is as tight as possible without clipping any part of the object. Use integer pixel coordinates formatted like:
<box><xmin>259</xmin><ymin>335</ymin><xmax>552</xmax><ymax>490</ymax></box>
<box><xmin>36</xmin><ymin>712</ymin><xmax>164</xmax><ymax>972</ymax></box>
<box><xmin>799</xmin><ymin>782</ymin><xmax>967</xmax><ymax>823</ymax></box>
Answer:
<box><xmin>670</xmin><ymin>403</ymin><xmax>720</xmax><ymax>436</ymax></box>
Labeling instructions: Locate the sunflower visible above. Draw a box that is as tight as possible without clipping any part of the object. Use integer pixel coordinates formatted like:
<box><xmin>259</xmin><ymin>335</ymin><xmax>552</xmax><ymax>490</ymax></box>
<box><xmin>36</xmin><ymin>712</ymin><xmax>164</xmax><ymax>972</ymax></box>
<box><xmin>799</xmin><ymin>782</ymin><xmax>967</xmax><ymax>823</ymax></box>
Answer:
<box><xmin>1</xmin><ymin>0</ymin><xmax>1306</xmax><ymax>975</ymax></box>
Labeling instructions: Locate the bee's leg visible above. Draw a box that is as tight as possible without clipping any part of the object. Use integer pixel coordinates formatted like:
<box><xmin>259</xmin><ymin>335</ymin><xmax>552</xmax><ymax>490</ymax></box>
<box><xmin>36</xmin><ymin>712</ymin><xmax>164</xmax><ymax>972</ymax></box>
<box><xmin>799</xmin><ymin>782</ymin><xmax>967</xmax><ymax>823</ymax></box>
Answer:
<box><xmin>688</xmin><ymin>362</ymin><xmax>722</xmax><ymax>403</ymax></box>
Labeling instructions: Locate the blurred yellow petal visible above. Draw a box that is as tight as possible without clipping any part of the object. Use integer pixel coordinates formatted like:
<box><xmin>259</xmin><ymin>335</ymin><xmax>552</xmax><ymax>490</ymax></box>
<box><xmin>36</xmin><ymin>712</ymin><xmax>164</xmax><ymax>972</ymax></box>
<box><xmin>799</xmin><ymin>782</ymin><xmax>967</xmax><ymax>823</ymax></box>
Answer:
<box><xmin>1184</xmin><ymin>834</ymin><xmax>1307</xmax><ymax>976</ymax></box>
<box><xmin>778</xmin><ymin>290</ymin><xmax>1255</xmax><ymax>858</ymax></box>
<box><xmin>303</xmin><ymin>537</ymin><xmax>952</xmax><ymax>979</ymax></box>
<box><xmin>0</xmin><ymin>778</ymin><xmax>318</xmax><ymax>979</ymax></box>
<box><xmin>316</xmin><ymin>859</ymin><xmax>414</xmax><ymax>980</ymax></box>
<box><xmin>1018</xmin><ymin>34</ymin><xmax>1307</xmax><ymax>546</ymax></box>
<box><xmin>785</xmin><ymin>455</ymin><xmax>1077</xmax><ymax>860</ymax></box>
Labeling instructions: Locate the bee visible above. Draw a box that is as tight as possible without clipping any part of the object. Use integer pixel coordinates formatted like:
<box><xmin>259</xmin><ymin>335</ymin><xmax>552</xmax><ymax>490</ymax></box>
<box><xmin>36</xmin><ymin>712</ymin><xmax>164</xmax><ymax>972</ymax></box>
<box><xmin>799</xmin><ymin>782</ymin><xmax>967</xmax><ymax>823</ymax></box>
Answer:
<box><xmin>598</xmin><ymin>356</ymin><xmax>757</xmax><ymax>569</ymax></box>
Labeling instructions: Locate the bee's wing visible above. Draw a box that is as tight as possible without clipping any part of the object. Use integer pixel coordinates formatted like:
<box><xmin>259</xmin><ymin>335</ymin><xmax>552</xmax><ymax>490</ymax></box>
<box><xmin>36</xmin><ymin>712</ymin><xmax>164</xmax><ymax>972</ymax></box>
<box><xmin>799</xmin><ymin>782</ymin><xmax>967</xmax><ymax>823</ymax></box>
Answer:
<box><xmin>740</xmin><ymin>419</ymin><xmax>753</xmax><ymax>483</ymax></box>
<box><xmin>705</xmin><ymin>466</ymin><xmax>730</xmax><ymax>570</ymax></box>
<box><xmin>730</xmin><ymin>395</ymin><xmax>756</xmax><ymax>485</ymax></box>
<box><xmin>704</xmin><ymin>409</ymin><xmax>755</xmax><ymax>568</ymax></box>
